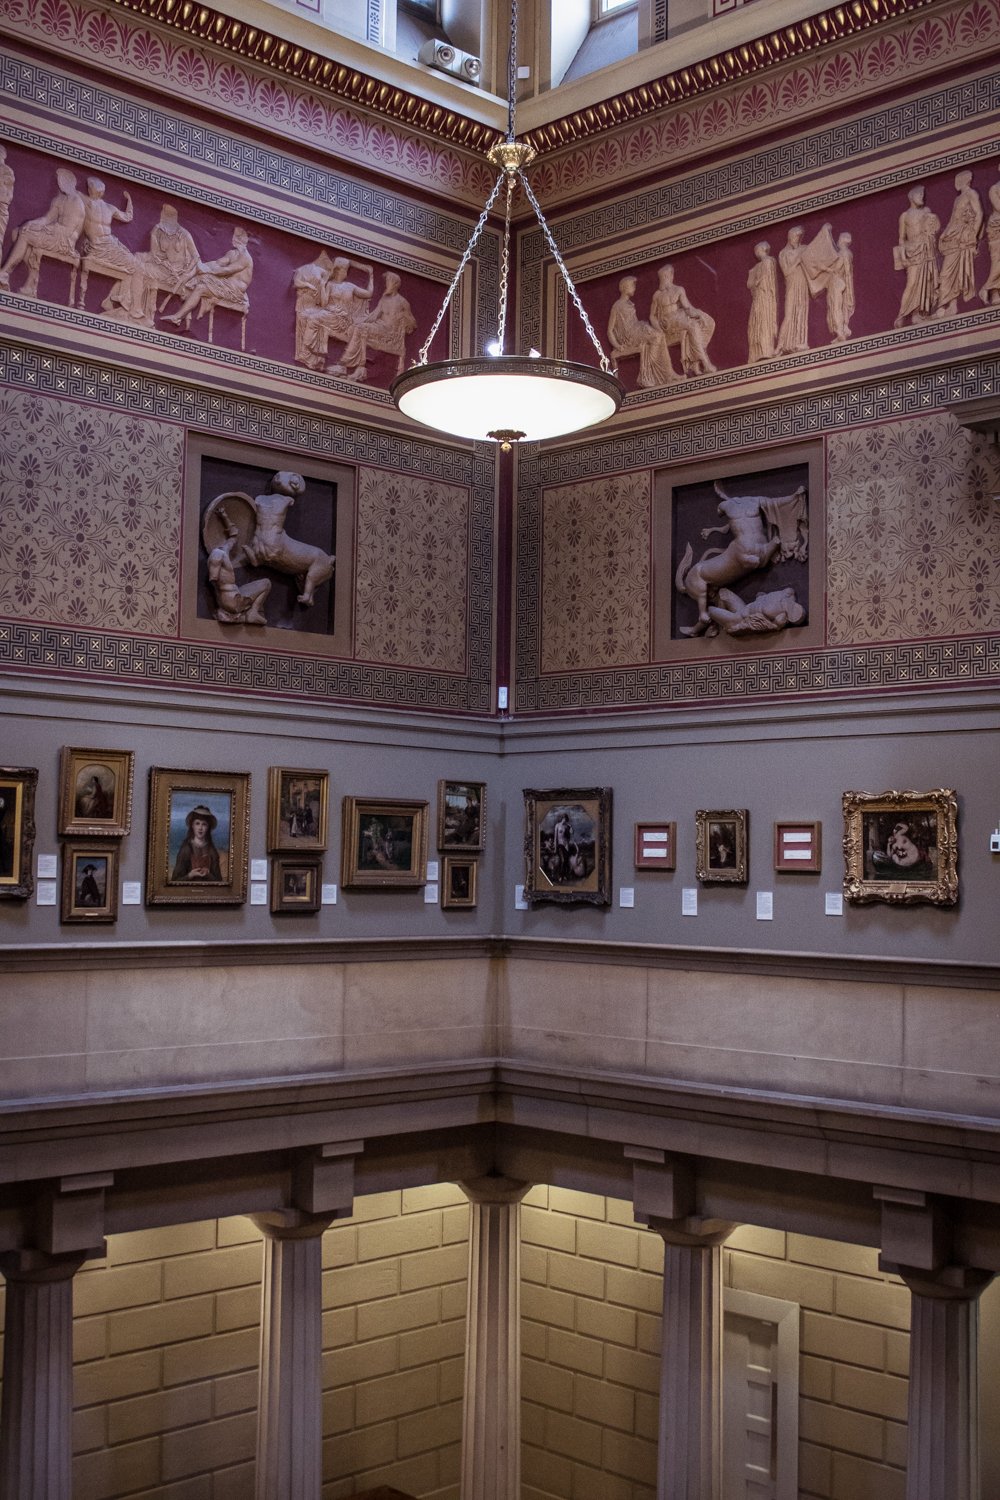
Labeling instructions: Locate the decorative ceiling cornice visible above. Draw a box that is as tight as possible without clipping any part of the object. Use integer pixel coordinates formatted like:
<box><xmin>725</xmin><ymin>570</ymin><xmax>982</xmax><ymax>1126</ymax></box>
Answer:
<box><xmin>99</xmin><ymin>0</ymin><xmax>932</xmax><ymax>160</ymax></box>
<box><xmin>523</xmin><ymin>0</ymin><xmax>937</xmax><ymax>155</ymax></box>
<box><xmin>106</xmin><ymin>0</ymin><xmax>503</xmax><ymax>153</ymax></box>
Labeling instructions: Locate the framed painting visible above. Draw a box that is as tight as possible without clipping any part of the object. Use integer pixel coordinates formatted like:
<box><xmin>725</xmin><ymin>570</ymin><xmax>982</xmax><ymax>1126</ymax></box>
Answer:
<box><xmin>438</xmin><ymin>779</ymin><xmax>486</xmax><ymax>853</ymax></box>
<box><xmin>441</xmin><ymin>855</ymin><xmax>477</xmax><ymax>909</ymax></box>
<box><xmin>341</xmin><ymin>797</ymin><xmax>428</xmax><ymax>889</ymax></box>
<box><xmin>146</xmin><ymin>768</ymin><xmax>250</xmax><ymax>905</ymax></box>
<box><xmin>635</xmin><ymin>821</ymin><xmax>677</xmax><ymax>870</ymax></box>
<box><xmin>523</xmin><ymin>787</ymin><xmax>612</xmax><ymax>907</ymax></box>
<box><xmin>0</xmin><ymin>767</ymin><xmax>37</xmax><ymax>900</ymax></box>
<box><xmin>61</xmin><ymin>843</ymin><xmax>119</xmax><ymax>923</ymax></box>
<box><xmin>270</xmin><ymin>854</ymin><xmax>322</xmax><ymax>914</ymax></box>
<box><xmin>695</xmin><ymin>809</ymin><xmax>749</xmax><ymax>884</ymax></box>
<box><xmin>843</xmin><ymin>788</ymin><xmax>958</xmax><ymax>906</ymax></box>
<box><xmin>58</xmin><ymin>747</ymin><xmax>134</xmax><ymax>837</ymax></box>
<box><xmin>773</xmin><ymin>820</ymin><xmax>822</xmax><ymax>873</ymax></box>
<box><xmin>267</xmin><ymin>768</ymin><xmax>329</xmax><ymax>851</ymax></box>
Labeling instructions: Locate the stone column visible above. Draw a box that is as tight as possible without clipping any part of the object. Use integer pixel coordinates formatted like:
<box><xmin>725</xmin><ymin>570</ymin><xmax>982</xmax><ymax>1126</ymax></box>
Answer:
<box><xmin>250</xmin><ymin>1211</ymin><xmax>335</xmax><ymax>1500</ymax></box>
<box><xmin>650</xmin><ymin>1219</ymin><xmax>735</xmax><ymax>1500</ymax></box>
<box><xmin>899</xmin><ymin>1265</ymin><xmax>993</xmax><ymax>1500</ymax></box>
<box><xmin>459</xmin><ymin>1176</ymin><xmax>530</xmax><ymax>1500</ymax></box>
<box><xmin>0</xmin><ymin>1248</ymin><xmax>86</xmax><ymax>1500</ymax></box>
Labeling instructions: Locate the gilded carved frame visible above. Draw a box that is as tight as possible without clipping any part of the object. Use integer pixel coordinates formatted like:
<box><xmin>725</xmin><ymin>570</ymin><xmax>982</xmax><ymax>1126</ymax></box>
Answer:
<box><xmin>842</xmin><ymin>788</ymin><xmax>958</xmax><ymax>906</ymax></box>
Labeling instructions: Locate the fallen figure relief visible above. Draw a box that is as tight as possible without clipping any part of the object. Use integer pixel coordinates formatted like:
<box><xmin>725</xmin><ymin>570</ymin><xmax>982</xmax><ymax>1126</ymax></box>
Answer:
<box><xmin>202</xmin><ymin>471</ymin><xmax>334</xmax><ymax>628</ymax></box>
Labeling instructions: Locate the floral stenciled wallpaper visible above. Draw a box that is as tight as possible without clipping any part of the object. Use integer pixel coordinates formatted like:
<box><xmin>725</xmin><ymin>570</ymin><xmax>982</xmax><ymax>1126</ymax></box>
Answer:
<box><xmin>826</xmin><ymin>413</ymin><xmax>1000</xmax><ymax>645</ymax></box>
<box><xmin>540</xmin><ymin>472</ymin><xmax>651</xmax><ymax>673</ymax></box>
<box><xmin>532</xmin><ymin>412</ymin><xmax>1000</xmax><ymax>679</ymax></box>
<box><xmin>354</xmin><ymin>468</ymin><xmax>470</xmax><ymax>672</ymax></box>
<box><xmin>0</xmin><ymin>390</ymin><xmax>182</xmax><ymax>634</ymax></box>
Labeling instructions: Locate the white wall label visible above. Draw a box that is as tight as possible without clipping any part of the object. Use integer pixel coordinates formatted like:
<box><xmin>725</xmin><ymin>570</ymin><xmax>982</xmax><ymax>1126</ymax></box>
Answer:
<box><xmin>427</xmin><ymin>860</ymin><xmax>439</xmax><ymax>882</ymax></box>
<box><xmin>619</xmin><ymin>887</ymin><xmax>635</xmax><ymax>908</ymax></box>
<box><xmin>682</xmin><ymin>887</ymin><xmax>698</xmax><ymax>916</ymax></box>
<box><xmin>515</xmin><ymin>884</ymin><xmax>528</xmax><ymax>910</ymax></box>
<box><xmin>756</xmin><ymin>890</ymin><xmax>774</xmax><ymax>920</ymax></box>
<box><xmin>122</xmin><ymin>882</ymin><xmax>142</xmax><ymax>905</ymax></box>
<box><xmin>251</xmin><ymin>858</ymin><xmax>268</xmax><ymax>882</ymax></box>
<box><xmin>825</xmin><ymin>892</ymin><xmax>844</xmax><ymax>916</ymax></box>
<box><xmin>250</xmin><ymin>882</ymin><xmax>268</xmax><ymax>906</ymax></box>
<box><xmin>37</xmin><ymin>853</ymin><xmax>57</xmax><ymax>879</ymax></box>
<box><xmin>321</xmin><ymin>884</ymin><xmax>338</xmax><ymax>905</ymax></box>
<box><xmin>424</xmin><ymin>882</ymin><xmax>439</xmax><ymax>904</ymax></box>
<box><xmin>36</xmin><ymin>880</ymin><xmax>57</xmax><ymax>906</ymax></box>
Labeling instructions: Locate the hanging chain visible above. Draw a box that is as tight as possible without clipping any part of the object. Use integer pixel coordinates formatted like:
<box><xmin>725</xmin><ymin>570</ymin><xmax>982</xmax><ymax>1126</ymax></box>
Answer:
<box><xmin>507</xmin><ymin>0</ymin><xmax>518</xmax><ymax>142</ymax></box>
<box><xmin>495</xmin><ymin>172</ymin><xmax>517</xmax><ymax>352</ymax></box>
<box><xmin>518</xmin><ymin>173</ymin><xmax>615</xmax><ymax>373</ymax></box>
<box><xmin>416</xmin><ymin>172</ymin><xmax>505</xmax><ymax>366</ymax></box>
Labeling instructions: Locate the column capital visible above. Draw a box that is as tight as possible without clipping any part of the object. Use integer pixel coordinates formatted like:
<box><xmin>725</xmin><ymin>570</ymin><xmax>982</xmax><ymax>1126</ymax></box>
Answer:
<box><xmin>250</xmin><ymin>1210</ymin><xmax>336</xmax><ymax>1242</ymax></box>
<box><xmin>645</xmin><ymin>1216</ymin><xmax>737</xmax><ymax>1249</ymax></box>
<box><xmin>459</xmin><ymin>1175</ymin><xmax>531</xmax><ymax>1206</ymax></box>
<box><xmin>889</xmin><ymin>1262</ymin><xmax>994</xmax><ymax>1302</ymax></box>
<box><xmin>0</xmin><ymin>1248</ymin><xmax>87</xmax><ymax>1284</ymax></box>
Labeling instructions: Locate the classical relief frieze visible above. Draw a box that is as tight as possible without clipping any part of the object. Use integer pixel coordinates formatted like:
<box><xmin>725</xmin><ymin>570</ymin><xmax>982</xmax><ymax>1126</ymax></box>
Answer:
<box><xmin>569</xmin><ymin>161</ymin><xmax>1000</xmax><ymax>396</ymax></box>
<box><xmin>0</xmin><ymin>145</ymin><xmax>434</xmax><ymax>387</ymax></box>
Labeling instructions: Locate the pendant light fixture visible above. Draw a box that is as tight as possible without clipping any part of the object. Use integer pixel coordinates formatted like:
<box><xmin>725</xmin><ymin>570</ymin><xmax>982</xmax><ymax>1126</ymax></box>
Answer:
<box><xmin>391</xmin><ymin>1</ymin><xmax>624</xmax><ymax>447</ymax></box>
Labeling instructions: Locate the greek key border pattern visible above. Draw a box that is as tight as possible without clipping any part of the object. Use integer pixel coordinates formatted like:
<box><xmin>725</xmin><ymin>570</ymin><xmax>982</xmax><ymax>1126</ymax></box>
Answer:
<box><xmin>0</xmin><ymin>342</ymin><xmax>495</xmax><ymax>712</ymax></box>
<box><xmin>514</xmin><ymin>356</ymin><xmax>1000</xmax><ymax>712</ymax></box>
<box><xmin>517</xmin><ymin>73</ymin><xmax>1000</xmax><ymax>352</ymax></box>
<box><xmin>519</xmin><ymin>638</ymin><xmax>1000</xmax><ymax>713</ymax></box>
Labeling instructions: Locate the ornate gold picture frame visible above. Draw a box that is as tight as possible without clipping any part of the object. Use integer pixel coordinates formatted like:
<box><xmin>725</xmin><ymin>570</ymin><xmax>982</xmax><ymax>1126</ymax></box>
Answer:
<box><xmin>146</xmin><ymin>768</ymin><xmax>251</xmax><ymax>905</ymax></box>
<box><xmin>523</xmin><ymin>787</ymin><xmax>612</xmax><ymax>907</ymax></box>
<box><xmin>267</xmin><ymin>767</ymin><xmax>329</xmax><ymax>852</ymax></box>
<box><xmin>58</xmin><ymin>747</ymin><xmax>134</xmax><ymax>838</ymax></box>
<box><xmin>842</xmin><ymin>788</ymin><xmax>958</xmax><ymax>906</ymax></box>
<box><xmin>695</xmin><ymin>809</ymin><xmax>749</xmax><ymax>884</ymax></box>
<box><xmin>270</xmin><ymin>854</ymin><xmax>322</xmax><ymax>913</ymax></box>
<box><xmin>61</xmin><ymin>843</ymin><xmax>119</xmax><ymax>923</ymax></box>
<box><xmin>437</xmin><ymin>779</ymin><xmax>486</xmax><ymax>853</ymax></box>
<box><xmin>441</xmin><ymin>855</ymin><xmax>477</xmax><ymax>909</ymax></box>
<box><xmin>0</xmin><ymin>767</ymin><xmax>37</xmax><ymax>900</ymax></box>
<box><xmin>341</xmin><ymin>797</ymin><xmax>428</xmax><ymax>889</ymax></box>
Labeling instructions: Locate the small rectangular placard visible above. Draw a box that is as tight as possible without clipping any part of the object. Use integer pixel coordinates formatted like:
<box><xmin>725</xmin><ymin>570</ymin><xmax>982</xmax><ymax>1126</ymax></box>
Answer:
<box><xmin>37</xmin><ymin>853</ymin><xmax>58</xmax><ymax>879</ymax></box>
<box><xmin>36</xmin><ymin>880</ymin><xmax>57</xmax><ymax>906</ymax></box>
<box><xmin>825</xmin><ymin>891</ymin><xmax>844</xmax><ymax>916</ymax></box>
<box><xmin>250</xmin><ymin>882</ymin><xmax>268</xmax><ymax>906</ymax></box>
<box><xmin>321</xmin><ymin>884</ymin><xmax>338</xmax><ymax>905</ymax></box>
<box><xmin>635</xmin><ymin>821</ymin><xmax>676</xmax><ymax>870</ymax></box>
<box><xmin>774</xmin><ymin>820</ymin><xmax>822</xmax><ymax>873</ymax></box>
<box><xmin>619</xmin><ymin>887</ymin><xmax>635</xmax><ymax>908</ymax></box>
<box><xmin>682</xmin><ymin>887</ymin><xmax>698</xmax><ymax>916</ymax></box>
<box><xmin>251</xmin><ymin>858</ymin><xmax>268</xmax><ymax>882</ymax></box>
<box><xmin>756</xmin><ymin>890</ymin><xmax>774</xmax><ymax>920</ymax></box>
<box><xmin>122</xmin><ymin>881</ymin><xmax>142</xmax><ymax>905</ymax></box>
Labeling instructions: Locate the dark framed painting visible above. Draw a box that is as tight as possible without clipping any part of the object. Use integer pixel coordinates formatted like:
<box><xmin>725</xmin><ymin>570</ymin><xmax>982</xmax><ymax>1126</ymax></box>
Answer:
<box><xmin>58</xmin><ymin>747</ymin><xmax>134</xmax><ymax>837</ymax></box>
<box><xmin>774</xmin><ymin>820</ymin><xmax>822</xmax><ymax>873</ymax></box>
<box><xmin>843</xmin><ymin>788</ymin><xmax>958</xmax><ymax>906</ymax></box>
<box><xmin>437</xmin><ymin>779</ymin><xmax>486</xmax><ymax>853</ymax></box>
<box><xmin>523</xmin><ymin>787</ymin><xmax>612</xmax><ymax>907</ymax></box>
<box><xmin>61</xmin><ymin>843</ymin><xmax>119</xmax><ymax>923</ymax></box>
<box><xmin>634</xmin><ymin>821</ymin><xmax>677</xmax><ymax>870</ymax></box>
<box><xmin>267</xmin><ymin>767</ymin><xmax>329</xmax><ymax>852</ymax></box>
<box><xmin>441</xmin><ymin>855</ymin><xmax>477</xmax><ymax>909</ymax></box>
<box><xmin>146</xmin><ymin>768</ymin><xmax>250</xmax><ymax>905</ymax></box>
<box><xmin>341</xmin><ymin>797</ymin><xmax>428</xmax><ymax>889</ymax></box>
<box><xmin>270</xmin><ymin>854</ymin><xmax>322</xmax><ymax>913</ymax></box>
<box><xmin>695</xmin><ymin>808</ymin><xmax>748</xmax><ymax>885</ymax></box>
<box><xmin>0</xmin><ymin>767</ymin><xmax>37</xmax><ymax>901</ymax></box>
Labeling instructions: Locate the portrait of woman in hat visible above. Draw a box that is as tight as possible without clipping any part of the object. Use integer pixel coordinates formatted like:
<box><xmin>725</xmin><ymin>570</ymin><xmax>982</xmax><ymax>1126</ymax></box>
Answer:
<box><xmin>171</xmin><ymin>802</ymin><xmax>224</xmax><ymax>881</ymax></box>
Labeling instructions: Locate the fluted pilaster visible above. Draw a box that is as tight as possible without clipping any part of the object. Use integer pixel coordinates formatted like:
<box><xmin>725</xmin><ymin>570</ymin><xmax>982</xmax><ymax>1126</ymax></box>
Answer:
<box><xmin>459</xmin><ymin>1176</ymin><xmax>530</xmax><ymax>1500</ymax></box>
<box><xmin>0</xmin><ymin>1248</ymin><xmax>85</xmax><ymax>1500</ymax></box>
<box><xmin>652</xmin><ymin>1221</ymin><xmax>734</xmax><ymax>1500</ymax></box>
<box><xmin>251</xmin><ymin>1211</ymin><xmax>334</xmax><ymax>1500</ymax></box>
<box><xmin>900</xmin><ymin>1266</ymin><xmax>993</xmax><ymax>1500</ymax></box>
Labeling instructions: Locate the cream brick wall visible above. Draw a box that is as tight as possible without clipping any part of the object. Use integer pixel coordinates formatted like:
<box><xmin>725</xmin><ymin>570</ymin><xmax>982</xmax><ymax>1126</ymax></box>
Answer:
<box><xmin>521</xmin><ymin>1191</ymin><xmax>912</xmax><ymax>1500</ymax></box>
<box><xmin>0</xmin><ymin>1185</ymin><xmax>470</xmax><ymax>1500</ymax></box>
